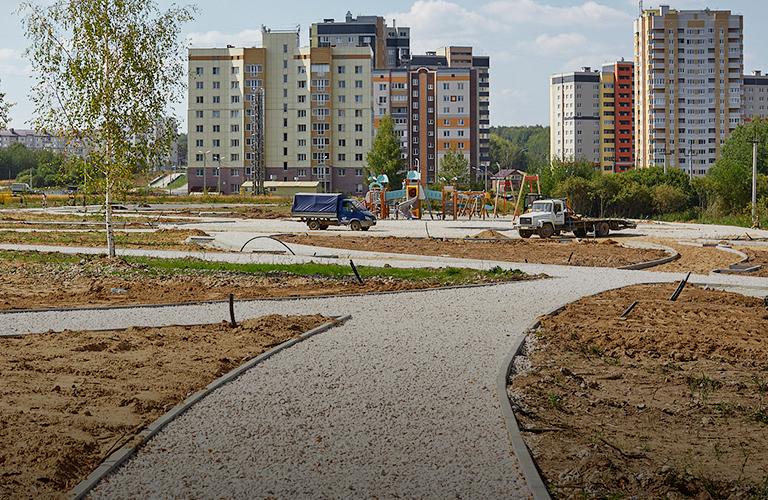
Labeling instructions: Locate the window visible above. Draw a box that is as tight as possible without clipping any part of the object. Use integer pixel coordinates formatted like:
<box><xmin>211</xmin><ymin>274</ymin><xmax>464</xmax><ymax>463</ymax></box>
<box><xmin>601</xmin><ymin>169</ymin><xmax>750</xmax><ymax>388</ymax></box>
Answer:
<box><xmin>195</xmin><ymin>139</ymin><xmax>203</xmax><ymax>147</ymax></box>
<box><xmin>231</xmin><ymin>95</ymin><xmax>240</xmax><ymax>103</ymax></box>
<box><xmin>298</xmin><ymin>80</ymin><xmax>306</xmax><ymax>88</ymax></box>
<box><xmin>230</xmin><ymin>154</ymin><xmax>239</xmax><ymax>161</ymax></box>
<box><xmin>338</xmin><ymin>80</ymin><xmax>346</xmax><ymax>88</ymax></box>
<box><xmin>195</xmin><ymin>67</ymin><xmax>203</xmax><ymax>75</ymax></box>
<box><xmin>212</xmin><ymin>154</ymin><xmax>220</xmax><ymax>162</ymax></box>
<box><xmin>212</xmin><ymin>96</ymin><xmax>220</xmax><ymax>104</ymax></box>
<box><xmin>212</xmin><ymin>139</ymin><xmax>220</xmax><ymax>147</ymax></box>
<box><xmin>196</xmin><ymin>82</ymin><xmax>203</xmax><ymax>89</ymax></box>
<box><xmin>338</xmin><ymin>169</ymin><xmax>346</xmax><ymax>176</ymax></box>
<box><xmin>379</xmin><ymin>84</ymin><xmax>387</xmax><ymax>91</ymax></box>
<box><xmin>338</xmin><ymin>139</ymin><xmax>346</xmax><ymax>147</ymax></box>
<box><xmin>196</xmin><ymin>125</ymin><xmax>203</xmax><ymax>133</ymax></box>
<box><xmin>212</xmin><ymin>81</ymin><xmax>220</xmax><ymax>89</ymax></box>
<box><xmin>212</xmin><ymin>125</ymin><xmax>219</xmax><ymax>132</ymax></box>
<box><xmin>231</xmin><ymin>81</ymin><xmax>239</xmax><ymax>89</ymax></box>
<box><xmin>355</xmin><ymin>139</ymin><xmax>363</xmax><ymax>147</ymax></box>
<box><xmin>355</xmin><ymin>95</ymin><xmax>362</xmax><ymax>103</ymax></box>
<box><xmin>298</xmin><ymin>169</ymin><xmax>307</xmax><ymax>177</ymax></box>
<box><xmin>298</xmin><ymin>154</ymin><xmax>307</xmax><ymax>162</ymax></box>
<box><xmin>355</xmin><ymin>80</ymin><xmax>363</xmax><ymax>88</ymax></box>
<box><xmin>231</xmin><ymin>139</ymin><xmax>239</xmax><ymax>147</ymax></box>
<box><xmin>457</xmin><ymin>83</ymin><xmax>464</xmax><ymax>90</ymax></box>
<box><xmin>355</xmin><ymin>153</ymin><xmax>363</xmax><ymax>161</ymax></box>
<box><xmin>231</xmin><ymin>67</ymin><xmax>239</xmax><ymax>74</ymax></box>
<box><xmin>355</xmin><ymin>124</ymin><xmax>363</xmax><ymax>132</ymax></box>
<box><xmin>231</xmin><ymin>124</ymin><xmax>239</xmax><ymax>132</ymax></box>
<box><xmin>212</xmin><ymin>67</ymin><xmax>220</xmax><ymax>75</ymax></box>
<box><xmin>338</xmin><ymin>124</ymin><xmax>345</xmax><ymax>132</ymax></box>
<box><xmin>298</xmin><ymin>109</ymin><xmax>306</xmax><ymax>117</ymax></box>
<box><xmin>298</xmin><ymin>139</ymin><xmax>306</xmax><ymax>147</ymax></box>
<box><xmin>338</xmin><ymin>66</ymin><xmax>345</xmax><ymax>74</ymax></box>
<box><xmin>297</xmin><ymin>124</ymin><xmax>306</xmax><ymax>132</ymax></box>
<box><xmin>338</xmin><ymin>95</ymin><xmax>345</xmax><ymax>103</ymax></box>
<box><xmin>355</xmin><ymin>169</ymin><xmax>363</xmax><ymax>176</ymax></box>
<box><xmin>354</xmin><ymin>65</ymin><xmax>363</xmax><ymax>74</ymax></box>
<box><xmin>443</xmin><ymin>107</ymin><xmax>450</xmax><ymax>113</ymax></box>
<box><xmin>457</xmin><ymin>142</ymin><xmax>464</xmax><ymax>149</ymax></box>
<box><xmin>231</xmin><ymin>110</ymin><xmax>239</xmax><ymax>118</ymax></box>
<box><xmin>196</xmin><ymin>96</ymin><xmax>204</xmax><ymax>104</ymax></box>
<box><xmin>338</xmin><ymin>154</ymin><xmax>345</xmax><ymax>161</ymax></box>
<box><xmin>196</xmin><ymin>167</ymin><xmax>203</xmax><ymax>175</ymax></box>
<box><xmin>196</xmin><ymin>110</ymin><xmax>203</xmax><ymax>118</ymax></box>
<box><xmin>443</xmin><ymin>131</ymin><xmax>450</xmax><ymax>137</ymax></box>
<box><xmin>443</xmin><ymin>83</ymin><xmax>449</xmax><ymax>90</ymax></box>
<box><xmin>355</xmin><ymin>110</ymin><xmax>363</xmax><ymax>117</ymax></box>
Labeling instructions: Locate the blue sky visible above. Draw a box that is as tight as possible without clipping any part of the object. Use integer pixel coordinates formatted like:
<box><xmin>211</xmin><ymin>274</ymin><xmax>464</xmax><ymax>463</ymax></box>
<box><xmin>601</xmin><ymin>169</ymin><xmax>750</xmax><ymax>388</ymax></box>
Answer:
<box><xmin>1</xmin><ymin>0</ymin><xmax>766</xmax><ymax>131</ymax></box>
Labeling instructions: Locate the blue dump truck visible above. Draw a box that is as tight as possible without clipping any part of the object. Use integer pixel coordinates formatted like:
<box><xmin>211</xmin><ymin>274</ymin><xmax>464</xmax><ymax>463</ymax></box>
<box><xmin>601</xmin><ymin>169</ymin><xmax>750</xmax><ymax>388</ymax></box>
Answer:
<box><xmin>291</xmin><ymin>193</ymin><xmax>376</xmax><ymax>231</ymax></box>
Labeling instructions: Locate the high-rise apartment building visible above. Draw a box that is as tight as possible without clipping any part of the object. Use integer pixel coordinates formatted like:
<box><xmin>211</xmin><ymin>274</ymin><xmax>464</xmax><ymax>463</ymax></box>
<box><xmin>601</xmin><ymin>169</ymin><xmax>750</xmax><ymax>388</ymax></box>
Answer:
<box><xmin>599</xmin><ymin>61</ymin><xmax>635</xmax><ymax>173</ymax></box>
<box><xmin>373</xmin><ymin>47</ymin><xmax>490</xmax><ymax>186</ymax></box>
<box><xmin>310</xmin><ymin>13</ymin><xmax>410</xmax><ymax>69</ymax></box>
<box><xmin>550</xmin><ymin>68</ymin><xmax>602</xmax><ymax>164</ymax></box>
<box><xmin>634</xmin><ymin>6</ymin><xmax>743</xmax><ymax>177</ymax></box>
<box><xmin>743</xmin><ymin>70</ymin><xmax>768</xmax><ymax>121</ymax></box>
<box><xmin>188</xmin><ymin>27</ymin><xmax>373</xmax><ymax>195</ymax></box>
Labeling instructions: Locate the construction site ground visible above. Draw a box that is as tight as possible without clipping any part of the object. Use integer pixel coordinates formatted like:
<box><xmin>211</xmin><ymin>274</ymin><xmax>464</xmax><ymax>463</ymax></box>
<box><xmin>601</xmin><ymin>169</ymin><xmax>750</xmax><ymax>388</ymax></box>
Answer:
<box><xmin>1</xmin><ymin>204</ymin><xmax>768</xmax><ymax>499</ymax></box>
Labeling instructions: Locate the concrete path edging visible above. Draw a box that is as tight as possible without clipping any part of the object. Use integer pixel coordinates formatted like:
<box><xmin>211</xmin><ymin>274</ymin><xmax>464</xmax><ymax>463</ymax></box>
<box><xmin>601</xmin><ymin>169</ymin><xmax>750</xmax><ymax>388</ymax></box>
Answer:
<box><xmin>67</xmin><ymin>315</ymin><xmax>350</xmax><ymax>500</ymax></box>
<box><xmin>618</xmin><ymin>241</ymin><xmax>679</xmax><ymax>270</ymax></box>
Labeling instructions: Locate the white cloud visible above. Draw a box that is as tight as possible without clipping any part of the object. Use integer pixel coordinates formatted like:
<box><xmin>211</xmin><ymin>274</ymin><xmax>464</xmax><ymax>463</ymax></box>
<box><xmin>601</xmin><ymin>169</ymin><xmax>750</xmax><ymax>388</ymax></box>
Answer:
<box><xmin>186</xmin><ymin>29</ymin><xmax>262</xmax><ymax>48</ymax></box>
<box><xmin>480</xmin><ymin>0</ymin><xmax>633</xmax><ymax>28</ymax></box>
<box><xmin>0</xmin><ymin>48</ymin><xmax>32</xmax><ymax>75</ymax></box>
<box><xmin>516</xmin><ymin>32</ymin><xmax>592</xmax><ymax>57</ymax></box>
<box><xmin>386</xmin><ymin>1</ymin><xmax>501</xmax><ymax>53</ymax></box>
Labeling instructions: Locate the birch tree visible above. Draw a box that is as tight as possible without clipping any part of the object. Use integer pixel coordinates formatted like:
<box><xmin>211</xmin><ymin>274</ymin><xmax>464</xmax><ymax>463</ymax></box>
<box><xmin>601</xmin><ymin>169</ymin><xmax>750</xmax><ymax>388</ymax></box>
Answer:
<box><xmin>0</xmin><ymin>79</ymin><xmax>13</xmax><ymax>129</ymax></box>
<box><xmin>20</xmin><ymin>0</ymin><xmax>196</xmax><ymax>257</ymax></box>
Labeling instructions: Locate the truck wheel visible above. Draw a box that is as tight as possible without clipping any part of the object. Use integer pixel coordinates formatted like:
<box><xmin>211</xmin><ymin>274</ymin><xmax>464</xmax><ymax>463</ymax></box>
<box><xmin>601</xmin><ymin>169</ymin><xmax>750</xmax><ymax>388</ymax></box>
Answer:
<box><xmin>538</xmin><ymin>224</ymin><xmax>554</xmax><ymax>239</ymax></box>
<box><xmin>361</xmin><ymin>226</ymin><xmax>370</xmax><ymax>231</ymax></box>
<box><xmin>596</xmin><ymin>221</ymin><xmax>610</xmax><ymax>237</ymax></box>
<box><xmin>319</xmin><ymin>223</ymin><xmax>329</xmax><ymax>230</ymax></box>
<box><xmin>574</xmin><ymin>228</ymin><xmax>587</xmax><ymax>238</ymax></box>
<box><xmin>307</xmin><ymin>220</ymin><xmax>320</xmax><ymax>230</ymax></box>
<box><xmin>518</xmin><ymin>229</ymin><xmax>533</xmax><ymax>238</ymax></box>
<box><xmin>350</xmin><ymin>220</ymin><xmax>362</xmax><ymax>231</ymax></box>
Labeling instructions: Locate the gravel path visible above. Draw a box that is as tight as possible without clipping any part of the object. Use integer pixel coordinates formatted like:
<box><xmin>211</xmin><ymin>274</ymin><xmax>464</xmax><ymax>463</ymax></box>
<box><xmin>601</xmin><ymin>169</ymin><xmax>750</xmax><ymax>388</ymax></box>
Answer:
<box><xmin>0</xmin><ymin>266</ymin><xmax>736</xmax><ymax>498</ymax></box>
<box><xmin>4</xmin><ymin>223</ymin><xmax>768</xmax><ymax>498</ymax></box>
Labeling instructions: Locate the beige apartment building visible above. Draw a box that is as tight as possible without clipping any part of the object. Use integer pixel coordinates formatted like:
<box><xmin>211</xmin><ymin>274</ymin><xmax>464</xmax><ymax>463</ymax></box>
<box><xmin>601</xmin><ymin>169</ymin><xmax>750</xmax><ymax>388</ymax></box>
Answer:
<box><xmin>550</xmin><ymin>68</ymin><xmax>602</xmax><ymax>164</ymax></box>
<box><xmin>372</xmin><ymin>47</ymin><xmax>490</xmax><ymax>186</ymax></box>
<box><xmin>634</xmin><ymin>6</ymin><xmax>743</xmax><ymax>177</ymax></box>
<box><xmin>188</xmin><ymin>27</ymin><xmax>373</xmax><ymax>195</ymax></box>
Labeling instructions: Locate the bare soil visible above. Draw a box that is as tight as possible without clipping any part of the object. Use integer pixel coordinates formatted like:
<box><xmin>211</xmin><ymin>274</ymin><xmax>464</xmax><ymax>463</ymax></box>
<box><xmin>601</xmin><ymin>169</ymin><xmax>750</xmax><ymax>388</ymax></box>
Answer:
<box><xmin>509</xmin><ymin>283</ymin><xmax>768</xmax><ymax>499</ymax></box>
<box><xmin>0</xmin><ymin>253</ymin><xmax>535</xmax><ymax>311</ymax></box>
<box><xmin>0</xmin><ymin>314</ymin><xmax>333</xmax><ymax>500</ymax></box>
<box><xmin>276</xmin><ymin>234</ymin><xmax>669</xmax><ymax>269</ymax></box>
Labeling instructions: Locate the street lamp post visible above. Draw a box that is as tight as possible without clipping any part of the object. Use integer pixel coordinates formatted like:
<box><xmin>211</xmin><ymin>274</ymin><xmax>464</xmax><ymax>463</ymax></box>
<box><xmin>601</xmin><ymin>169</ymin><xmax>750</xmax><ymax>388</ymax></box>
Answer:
<box><xmin>198</xmin><ymin>150</ymin><xmax>210</xmax><ymax>193</ymax></box>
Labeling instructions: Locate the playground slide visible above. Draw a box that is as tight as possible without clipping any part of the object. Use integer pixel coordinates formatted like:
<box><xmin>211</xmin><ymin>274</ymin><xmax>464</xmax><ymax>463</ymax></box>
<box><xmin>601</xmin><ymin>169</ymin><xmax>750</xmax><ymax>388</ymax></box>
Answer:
<box><xmin>398</xmin><ymin>196</ymin><xmax>418</xmax><ymax>219</ymax></box>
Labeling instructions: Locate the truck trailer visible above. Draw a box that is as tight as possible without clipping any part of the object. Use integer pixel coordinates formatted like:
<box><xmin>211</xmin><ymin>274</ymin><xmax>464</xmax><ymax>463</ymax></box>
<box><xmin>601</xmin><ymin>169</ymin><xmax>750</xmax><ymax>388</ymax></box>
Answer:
<box><xmin>515</xmin><ymin>199</ymin><xmax>636</xmax><ymax>238</ymax></box>
<box><xmin>291</xmin><ymin>193</ymin><xmax>376</xmax><ymax>231</ymax></box>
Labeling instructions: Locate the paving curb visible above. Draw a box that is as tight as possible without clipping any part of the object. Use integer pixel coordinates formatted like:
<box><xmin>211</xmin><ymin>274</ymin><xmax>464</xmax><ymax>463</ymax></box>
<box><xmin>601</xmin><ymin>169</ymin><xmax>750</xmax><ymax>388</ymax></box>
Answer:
<box><xmin>617</xmin><ymin>241</ymin><xmax>679</xmax><ymax>270</ymax></box>
<box><xmin>499</xmin><ymin>279</ymin><xmax>768</xmax><ymax>499</ymax></box>
<box><xmin>498</xmin><ymin>317</ymin><xmax>553</xmax><ymax>500</ymax></box>
<box><xmin>67</xmin><ymin>315</ymin><xmax>350</xmax><ymax>500</ymax></box>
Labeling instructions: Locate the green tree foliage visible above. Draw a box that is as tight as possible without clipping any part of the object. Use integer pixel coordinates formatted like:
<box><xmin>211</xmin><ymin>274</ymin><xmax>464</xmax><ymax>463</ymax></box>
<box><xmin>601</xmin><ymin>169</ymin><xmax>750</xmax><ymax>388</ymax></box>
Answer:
<box><xmin>20</xmin><ymin>0</ymin><xmax>195</xmax><ymax>256</ymax></box>
<box><xmin>439</xmin><ymin>147</ymin><xmax>470</xmax><ymax>186</ymax></box>
<box><xmin>366</xmin><ymin>114</ymin><xmax>406</xmax><ymax>188</ymax></box>
<box><xmin>707</xmin><ymin>120</ymin><xmax>768</xmax><ymax>214</ymax></box>
<box><xmin>652</xmin><ymin>184</ymin><xmax>689</xmax><ymax>214</ymax></box>
<box><xmin>489</xmin><ymin>134</ymin><xmax>527</xmax><ymax>173</ymax></box>
<box><xmin>491</xmin><ymin>125</ymin><xmax>549</xmax><ymax>160</ymax></box>
<box><xmin>0</xmin><ymin>79</ymin><xmax>13</xmax><ymax>129</ymax></box>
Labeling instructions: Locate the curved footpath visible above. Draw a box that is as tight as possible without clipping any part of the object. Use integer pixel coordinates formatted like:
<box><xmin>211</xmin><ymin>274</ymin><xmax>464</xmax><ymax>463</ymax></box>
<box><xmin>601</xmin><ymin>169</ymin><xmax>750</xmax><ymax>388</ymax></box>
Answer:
<box><xmin>3</xmin><ymin>244</ymin><xmax>768</xmax><ymax>499</ymax></box>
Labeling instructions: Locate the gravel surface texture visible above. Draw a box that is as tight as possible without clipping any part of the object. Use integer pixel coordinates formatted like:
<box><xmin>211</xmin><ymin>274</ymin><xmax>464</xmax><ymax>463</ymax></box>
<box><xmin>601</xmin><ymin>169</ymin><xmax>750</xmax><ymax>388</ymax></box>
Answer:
<box><xmin>3</xmin><ymin>216</ymin><xmax>768</xmax><ymax>499</ymax></box>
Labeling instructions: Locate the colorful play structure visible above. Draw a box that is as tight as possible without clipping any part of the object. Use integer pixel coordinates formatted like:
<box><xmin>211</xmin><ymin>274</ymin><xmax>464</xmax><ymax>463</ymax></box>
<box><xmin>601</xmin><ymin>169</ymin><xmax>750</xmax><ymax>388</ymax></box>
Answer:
<box><xmin>364</xmin><ymin>171</ymin><xmax>498</xmax><ymax>220</ymax></box>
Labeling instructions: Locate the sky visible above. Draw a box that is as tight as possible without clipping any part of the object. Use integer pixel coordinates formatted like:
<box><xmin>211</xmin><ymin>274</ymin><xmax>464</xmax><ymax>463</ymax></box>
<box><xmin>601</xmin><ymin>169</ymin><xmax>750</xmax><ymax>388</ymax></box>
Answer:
<box><xmin>1</xmin><ymin>0</ymin><xmax>767</xmax><ymax>132</ymax></box>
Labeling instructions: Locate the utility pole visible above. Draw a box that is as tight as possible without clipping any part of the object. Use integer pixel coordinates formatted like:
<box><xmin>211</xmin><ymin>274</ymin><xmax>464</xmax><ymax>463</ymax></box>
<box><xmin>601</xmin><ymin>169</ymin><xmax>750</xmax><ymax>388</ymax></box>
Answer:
<box><xmin>217</xmin><ymin>156</ymin><xmax>222</xmax><ymax>194</ymax></box>
<box><xmin>752</xmin><ymin>137</ymin><xmax>758</xmax><ymax>228</ymax></box>
<box><xmin>198</xmin><ymin>150</ymin><xmax>210</xmax><ymax>193</ymax></box>
<box><xmin>250</xmin><ymin>87</ymin><xmax>265</xmax><ymax>196</ymax></box>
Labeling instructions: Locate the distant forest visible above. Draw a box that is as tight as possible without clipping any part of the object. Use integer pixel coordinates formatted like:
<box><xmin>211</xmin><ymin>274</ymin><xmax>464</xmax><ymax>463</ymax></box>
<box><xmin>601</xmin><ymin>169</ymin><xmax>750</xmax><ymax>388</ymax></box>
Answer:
<box><xmin>489</xmin><ymin>125</ymin><xmax>549</xmax><ymax>173</ymax></box>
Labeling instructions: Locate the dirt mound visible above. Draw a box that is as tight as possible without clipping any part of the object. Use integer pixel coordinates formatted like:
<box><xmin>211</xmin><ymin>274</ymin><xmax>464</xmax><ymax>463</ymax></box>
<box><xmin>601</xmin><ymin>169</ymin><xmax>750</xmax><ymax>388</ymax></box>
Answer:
<box><xmin>154</xmin><ymin>228</ymin><xmax>209</xmax><ymax>237</ymax></box>
<box><xmin>471</xmin><ymin>229</ymin><xmax>509</xmax><ymax>239</ymax></box>
<box><xmin>0</xmin><ymin>314</ymin><xmax>332</xmax><ymax>499</ymax></box>
<box><xmin>510</xmin><ymin>283</ymin><xmax>768</xmax><ymax>499</ymax></box>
